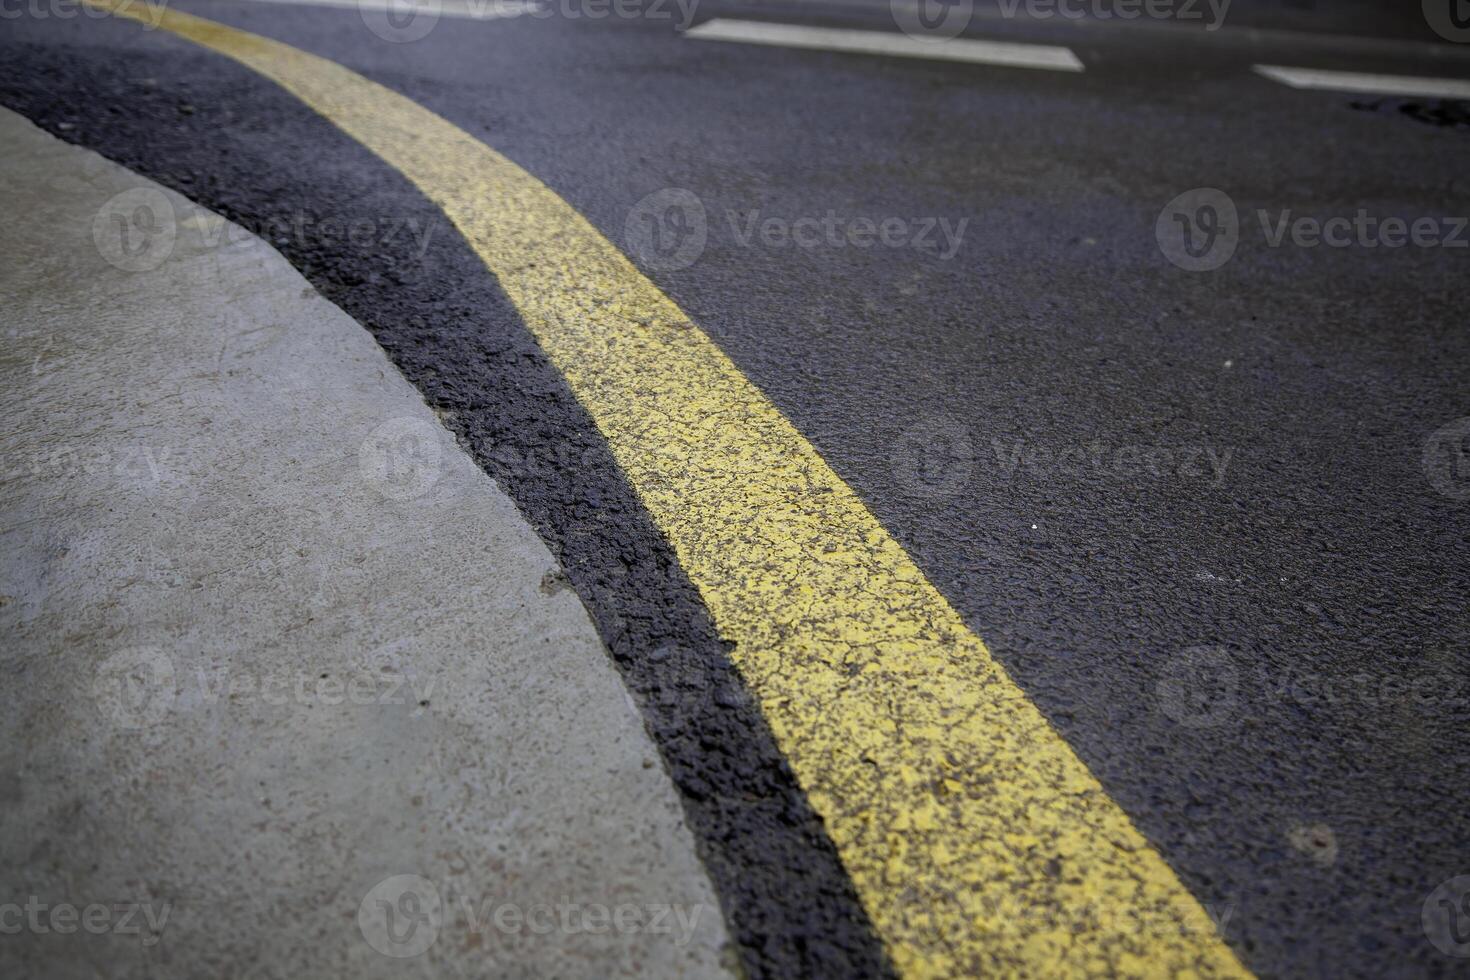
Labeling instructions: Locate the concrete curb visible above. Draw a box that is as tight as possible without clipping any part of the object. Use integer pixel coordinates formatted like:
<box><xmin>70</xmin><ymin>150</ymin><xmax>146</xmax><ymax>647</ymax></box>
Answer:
<box><xmin>0</xmin><ymin>107</ymin><xmax>733</xmax><ymax>979</ymax></box>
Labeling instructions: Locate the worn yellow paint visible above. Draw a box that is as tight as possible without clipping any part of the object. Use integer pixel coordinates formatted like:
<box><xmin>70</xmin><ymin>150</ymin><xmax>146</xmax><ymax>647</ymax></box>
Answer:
<box><xmin>93</xmin><ymin>5</ymin><xmax>1252</xmax><ymax>976</ymax></box>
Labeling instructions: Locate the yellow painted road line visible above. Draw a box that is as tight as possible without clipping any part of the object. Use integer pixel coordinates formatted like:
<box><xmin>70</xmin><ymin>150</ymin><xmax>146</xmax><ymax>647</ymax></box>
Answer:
<box><xmin>91</xmin><ymin>5</ymin><xmax>1251</xmax><ymax>975</ymax></box>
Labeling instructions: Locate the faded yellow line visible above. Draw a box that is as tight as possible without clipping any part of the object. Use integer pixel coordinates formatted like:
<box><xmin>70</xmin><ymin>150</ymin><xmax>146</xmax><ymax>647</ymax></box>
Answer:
<box><xmin>93</xmin><ymin>5</ymin><xmax>1251</xmax><ymax>976</ymax></box>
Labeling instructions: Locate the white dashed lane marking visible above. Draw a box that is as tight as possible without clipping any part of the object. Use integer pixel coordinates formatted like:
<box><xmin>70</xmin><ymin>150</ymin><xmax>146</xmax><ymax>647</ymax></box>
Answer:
<box><xmin>233</xmin><ymin>0</ymin><xmax>536</xmax><ymax>21</ymax></box>
<box><xmin>683</xmin><ymin>19</ymin><xmax>1084</xmax><ymax>72</ymax></box>
<box><xmin>1253</xmin><ymin>65</ymin><xmax>1470</xmax><ymax>100</ymax></box>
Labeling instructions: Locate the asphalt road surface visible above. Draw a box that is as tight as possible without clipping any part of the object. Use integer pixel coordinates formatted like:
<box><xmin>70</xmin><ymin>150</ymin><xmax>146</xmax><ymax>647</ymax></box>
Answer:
<box><xmin>2</xmin><ymin>0</ymin><xmax>1468</xmax><ymax>976</ymax></box>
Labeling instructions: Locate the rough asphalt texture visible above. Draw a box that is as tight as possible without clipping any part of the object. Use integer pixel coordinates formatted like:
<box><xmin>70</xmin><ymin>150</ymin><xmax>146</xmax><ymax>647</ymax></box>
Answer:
<box><xmin>2</xmin><ymin>3</ymin><xmax>1468</xmax><ymax>978</ymax></box>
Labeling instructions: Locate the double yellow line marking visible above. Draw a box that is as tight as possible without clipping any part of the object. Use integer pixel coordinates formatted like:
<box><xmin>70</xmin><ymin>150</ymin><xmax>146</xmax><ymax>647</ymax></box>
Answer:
<box><xmin>93</xmin><ymin>5</ymin><xmax>1250</xmax><ymax>975</ymax></box>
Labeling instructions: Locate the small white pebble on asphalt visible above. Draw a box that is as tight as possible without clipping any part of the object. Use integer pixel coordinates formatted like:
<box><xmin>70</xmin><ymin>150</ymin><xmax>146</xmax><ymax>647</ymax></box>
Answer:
<box><xmin>1224</xmin><ymin>359</ymin><xmax>1233</xmax><ymax>368</ymax></box>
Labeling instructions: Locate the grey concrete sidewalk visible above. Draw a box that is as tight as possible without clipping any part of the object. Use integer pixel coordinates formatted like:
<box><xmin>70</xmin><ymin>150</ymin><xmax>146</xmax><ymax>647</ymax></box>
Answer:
<box><xmin>0</xmin><ymin>108</ymin><xmax>732</xmax><ymax>980</ymax></box>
